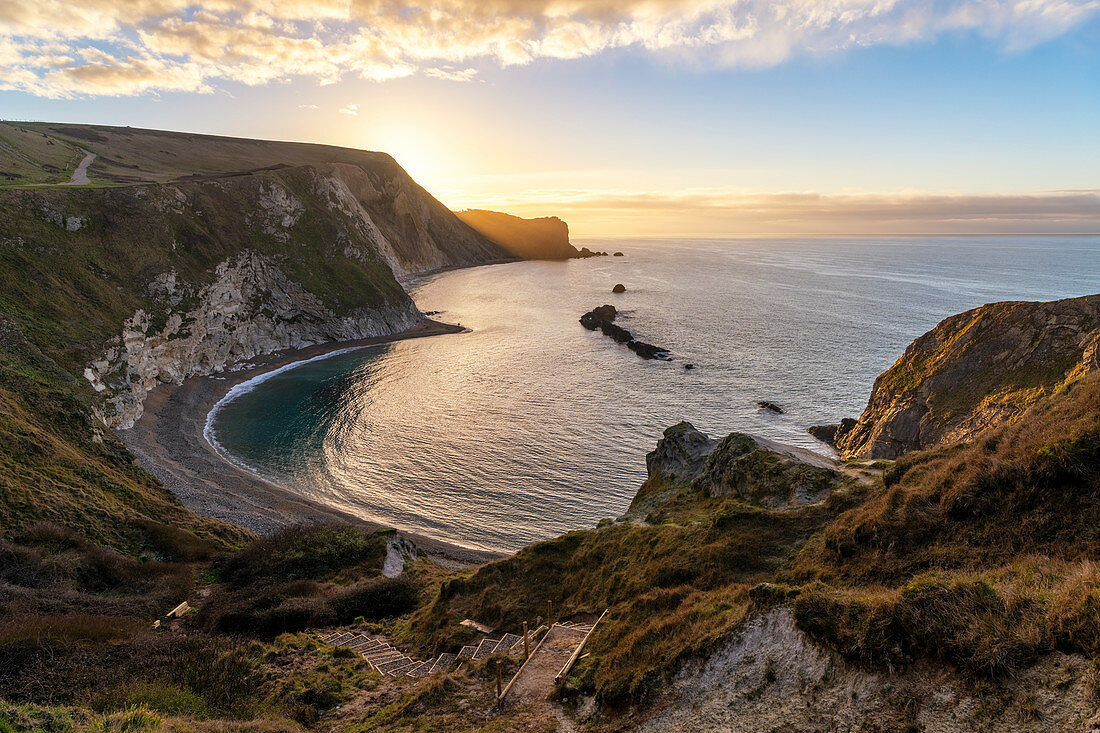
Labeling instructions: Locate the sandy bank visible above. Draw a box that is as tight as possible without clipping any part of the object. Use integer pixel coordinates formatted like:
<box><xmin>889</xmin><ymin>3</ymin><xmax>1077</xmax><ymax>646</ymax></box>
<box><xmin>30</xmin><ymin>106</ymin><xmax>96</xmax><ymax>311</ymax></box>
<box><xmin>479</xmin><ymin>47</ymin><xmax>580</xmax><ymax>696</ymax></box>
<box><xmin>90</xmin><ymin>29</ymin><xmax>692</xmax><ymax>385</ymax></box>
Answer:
<box><xmin>120</xmin><ymin>318</ymin><xmax>504</xmax><ymax>567</ymax></box>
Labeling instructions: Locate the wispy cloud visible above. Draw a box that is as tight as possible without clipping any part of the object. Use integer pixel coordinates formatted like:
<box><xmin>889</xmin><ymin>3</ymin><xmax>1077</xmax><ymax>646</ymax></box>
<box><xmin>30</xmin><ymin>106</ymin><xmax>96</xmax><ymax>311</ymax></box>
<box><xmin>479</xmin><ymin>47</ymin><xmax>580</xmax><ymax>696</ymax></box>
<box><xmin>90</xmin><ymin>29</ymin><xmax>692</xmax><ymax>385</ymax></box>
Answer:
<box><xmin>424</xmin><ymin>67</ymin><xmax>478</xmax><ymax>82</ymax></box>
<box><xmin>0</xmin><ymin>0</ymin><xmax>1096</xmax><ymax>97</ymax></box>
<box><xmin>338</xmin><ymin>103</ymin><xmax>358</xmax><ymax>115</ymax></box>
<box><xmin>454</xmin><ymin>188</ymin><xmax>1100</xmax><ymax>235</ymax></box>
<box><xmin>297</xmin><ymin>103</ymin><xmax>318</xmax><ymax>109</ymax></box>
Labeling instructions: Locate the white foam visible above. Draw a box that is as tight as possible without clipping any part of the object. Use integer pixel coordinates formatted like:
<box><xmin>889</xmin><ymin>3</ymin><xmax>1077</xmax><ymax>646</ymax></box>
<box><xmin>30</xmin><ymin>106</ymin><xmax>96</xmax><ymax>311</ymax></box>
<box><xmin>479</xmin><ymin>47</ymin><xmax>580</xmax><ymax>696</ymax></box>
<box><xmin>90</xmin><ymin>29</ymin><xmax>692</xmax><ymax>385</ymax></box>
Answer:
<box><xmin>202</xmin><ymin>343</ymin><xmax>382</xmax><ymax>461</ymax></box>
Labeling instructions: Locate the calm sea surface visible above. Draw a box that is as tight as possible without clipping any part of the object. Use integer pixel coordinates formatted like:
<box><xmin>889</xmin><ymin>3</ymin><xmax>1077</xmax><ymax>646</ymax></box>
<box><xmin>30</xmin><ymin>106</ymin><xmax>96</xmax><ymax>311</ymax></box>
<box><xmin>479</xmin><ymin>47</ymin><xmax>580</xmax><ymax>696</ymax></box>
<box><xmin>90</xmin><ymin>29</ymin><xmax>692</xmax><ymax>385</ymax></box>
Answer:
<box><xmin>209</xmin><ymin>237</ymin><xmax>1100</xmax><ymax>551</ymax></box>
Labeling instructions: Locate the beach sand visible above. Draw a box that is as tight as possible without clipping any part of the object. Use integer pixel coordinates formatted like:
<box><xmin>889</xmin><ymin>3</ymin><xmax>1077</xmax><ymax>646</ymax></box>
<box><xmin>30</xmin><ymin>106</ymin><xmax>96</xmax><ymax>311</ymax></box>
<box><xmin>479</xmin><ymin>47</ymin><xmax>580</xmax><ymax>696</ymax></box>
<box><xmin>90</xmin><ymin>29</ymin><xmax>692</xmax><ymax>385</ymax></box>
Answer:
<box><xmin>120</xmin><ymin>318</ymin><xmax>504</xmax><ymax>567</ymax></box>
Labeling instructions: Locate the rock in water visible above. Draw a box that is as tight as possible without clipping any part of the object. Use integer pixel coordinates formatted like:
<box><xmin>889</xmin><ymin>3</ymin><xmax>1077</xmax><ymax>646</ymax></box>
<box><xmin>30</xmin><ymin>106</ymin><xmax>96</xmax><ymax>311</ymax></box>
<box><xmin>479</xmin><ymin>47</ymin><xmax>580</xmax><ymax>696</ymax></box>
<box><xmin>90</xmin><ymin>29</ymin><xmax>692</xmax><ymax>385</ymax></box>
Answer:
<box><xmin>684</xmin><ymin>363</ymin><xmax>695</xmax><ymax>370</ymax></box>
<box><xmin>613</xmin><ymin>251</ymin><xmax>624</xmax><ymax>256</ymax></box>
<box><xmin>645</xmin><ymin>422</ymin><xmax>718</xmax><ymax>483</ymax></box>
<box><xmin>612</xmin><ymin>284</ymin><xmax>626</xmax><ymax>293</ymax></box>
<box><xmin>757</xmin><ymin>401</ymin><xmax>785</xmax><ymax>414</ymax></box>
<box><xmin>807</xmin><ymin>418</ymin><xmax>857</xmax><ymax>447</ymax></box>
<box><xmin>579</xmin><ymin>304</ymin><xmax>671</xmax><ymax>359</ymax></box>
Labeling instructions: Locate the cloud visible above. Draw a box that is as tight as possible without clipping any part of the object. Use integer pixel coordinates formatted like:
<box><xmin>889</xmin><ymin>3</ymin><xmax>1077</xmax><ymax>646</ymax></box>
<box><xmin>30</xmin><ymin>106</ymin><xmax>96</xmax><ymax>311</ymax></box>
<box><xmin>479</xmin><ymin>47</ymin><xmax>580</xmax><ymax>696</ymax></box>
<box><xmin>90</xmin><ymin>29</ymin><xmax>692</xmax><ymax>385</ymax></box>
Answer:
<box><xmin>455</xmin><ymin>187</ymin><xmax>1100</xmax><ymax>235</ymax></box>
<box><xmin>297</xmin><ymin>103</ymin><xmax>318</xmax><ymax>108</ymax></box>
<box><xmin>338</xmin><ymin>103</ymin><xmax>358</xmax><ymax>115</ymax></box>
<box><xmin>0</xmin><ymin>0</ymin><xmax>1097</xmax><ymax>98</ymax></box>
<box><xmin>424</xmin><ymin>66</ymin><xmax>479</xmax><ymax>82</ymax></box>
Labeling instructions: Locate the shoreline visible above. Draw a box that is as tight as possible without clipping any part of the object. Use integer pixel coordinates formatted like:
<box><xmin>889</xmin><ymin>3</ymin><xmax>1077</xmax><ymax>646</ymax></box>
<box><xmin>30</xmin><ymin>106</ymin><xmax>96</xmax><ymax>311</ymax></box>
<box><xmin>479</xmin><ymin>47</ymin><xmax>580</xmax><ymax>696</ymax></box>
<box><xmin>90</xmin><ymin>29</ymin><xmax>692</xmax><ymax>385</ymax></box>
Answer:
<box><xmin>120</xmin><ymin>318</ymin><xmax>506</xmax><ymax>567</ymax></box>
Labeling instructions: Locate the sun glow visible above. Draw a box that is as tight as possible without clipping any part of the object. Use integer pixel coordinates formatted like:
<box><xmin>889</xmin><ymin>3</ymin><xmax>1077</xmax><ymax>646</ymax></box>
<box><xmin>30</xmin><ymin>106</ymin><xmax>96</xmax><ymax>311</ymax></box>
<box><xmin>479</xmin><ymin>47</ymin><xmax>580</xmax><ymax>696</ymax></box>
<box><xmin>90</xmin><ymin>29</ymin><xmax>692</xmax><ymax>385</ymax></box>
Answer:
<box><xmin>365</xmin><ymin>123</ymin><xmax>459</xmax><ymax>197</ymax></box>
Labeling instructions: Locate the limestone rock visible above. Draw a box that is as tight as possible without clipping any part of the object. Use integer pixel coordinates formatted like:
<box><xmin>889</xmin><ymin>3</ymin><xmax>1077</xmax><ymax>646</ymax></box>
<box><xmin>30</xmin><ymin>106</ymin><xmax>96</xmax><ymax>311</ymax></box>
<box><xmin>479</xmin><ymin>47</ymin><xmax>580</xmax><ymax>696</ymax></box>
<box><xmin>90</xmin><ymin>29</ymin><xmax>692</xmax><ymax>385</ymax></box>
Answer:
<box><xmin>838</xmin><ymin>294</ymin><xmax>1100</xmax><ymax>458</ymax></box>
<box><xmin>694</xmin><ymin>433</ymin><xmax>839</xmax><ymax>509</ymax></box>
<box><xmin>645</xmin><ymin>421</ymin><xmax>718</xmax><ymax>483</ymax></box>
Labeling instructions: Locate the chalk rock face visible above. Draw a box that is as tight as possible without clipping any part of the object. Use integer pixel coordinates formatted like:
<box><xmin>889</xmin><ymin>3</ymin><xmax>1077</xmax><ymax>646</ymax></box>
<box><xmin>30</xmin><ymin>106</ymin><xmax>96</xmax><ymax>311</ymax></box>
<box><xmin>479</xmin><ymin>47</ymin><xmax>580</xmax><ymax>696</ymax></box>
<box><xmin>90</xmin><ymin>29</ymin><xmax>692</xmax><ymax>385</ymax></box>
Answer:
<box><xmin>838</xmin><ymin>294</ymin><xmax>1100</xmax><ymax>459</ymax></box>
<box><xmin>85</xmin><ymin>251</ymin><xmax>420</xmax><ymax>429</ymax></box>
<box><xmin>61</xmin><ymin>156</ymin><xmax>514</xmax><ymax>430</ymax></box>
<box><xmin>645</xmin><ymin>422</ymin><xmax>719</xmax><ymax>483</ymax></box>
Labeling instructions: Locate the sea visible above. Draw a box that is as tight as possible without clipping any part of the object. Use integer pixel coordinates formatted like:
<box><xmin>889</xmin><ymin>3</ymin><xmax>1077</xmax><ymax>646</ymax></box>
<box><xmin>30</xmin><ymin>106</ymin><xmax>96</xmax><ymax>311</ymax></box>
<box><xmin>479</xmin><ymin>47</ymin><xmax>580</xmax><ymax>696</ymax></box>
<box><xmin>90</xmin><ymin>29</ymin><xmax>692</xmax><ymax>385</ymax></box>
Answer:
<box><xmin>207</xmin><ymin>237</ymin><xmax>1100</xmax><ymax>551</ymax></box>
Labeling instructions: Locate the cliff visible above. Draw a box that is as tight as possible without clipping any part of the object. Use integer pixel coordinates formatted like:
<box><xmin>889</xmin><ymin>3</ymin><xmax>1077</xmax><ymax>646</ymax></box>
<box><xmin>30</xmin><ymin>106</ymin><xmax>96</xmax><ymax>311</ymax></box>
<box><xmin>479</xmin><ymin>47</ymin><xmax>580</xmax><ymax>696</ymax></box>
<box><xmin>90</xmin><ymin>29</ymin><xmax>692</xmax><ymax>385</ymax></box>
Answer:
<box><xmin>0</xmin><ymin>122</ymin><xmax>513</xmax><ymax>549</ymax></box>
<box><xmin>453</xmin><ymin>208</ymin><xmax>579</xmax><ymax>259</ymax></box>
<box><xmin>0</xmin><ymin>124</ymin><xmax>516</xmax><ymax>431</ymax></box>
<box><xmin>835</xmin><ymin>293</ymin><xmax>1100</xmax><ymax>458</ymax></box>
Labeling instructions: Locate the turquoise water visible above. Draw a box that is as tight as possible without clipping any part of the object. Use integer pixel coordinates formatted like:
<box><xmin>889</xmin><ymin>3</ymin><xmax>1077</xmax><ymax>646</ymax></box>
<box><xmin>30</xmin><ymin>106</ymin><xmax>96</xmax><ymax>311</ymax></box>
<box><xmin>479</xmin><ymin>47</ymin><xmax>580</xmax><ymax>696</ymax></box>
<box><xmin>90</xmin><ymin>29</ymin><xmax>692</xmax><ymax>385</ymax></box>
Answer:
<box><xmin>209</xmin><ymin>237</ymin><xmax>1100</xmax><ymax>551</ymax></box>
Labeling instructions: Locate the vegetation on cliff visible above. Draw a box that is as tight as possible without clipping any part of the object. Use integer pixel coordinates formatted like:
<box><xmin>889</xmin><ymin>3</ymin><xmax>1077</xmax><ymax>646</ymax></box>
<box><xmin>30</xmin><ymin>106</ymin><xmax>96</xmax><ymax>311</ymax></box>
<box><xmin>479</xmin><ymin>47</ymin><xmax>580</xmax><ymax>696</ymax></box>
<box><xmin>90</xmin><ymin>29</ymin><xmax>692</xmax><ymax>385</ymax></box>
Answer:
<box><xmin>834</xmin><ymin>293</ymin><xmax>1100</xmax><ymax>458</ymax></box>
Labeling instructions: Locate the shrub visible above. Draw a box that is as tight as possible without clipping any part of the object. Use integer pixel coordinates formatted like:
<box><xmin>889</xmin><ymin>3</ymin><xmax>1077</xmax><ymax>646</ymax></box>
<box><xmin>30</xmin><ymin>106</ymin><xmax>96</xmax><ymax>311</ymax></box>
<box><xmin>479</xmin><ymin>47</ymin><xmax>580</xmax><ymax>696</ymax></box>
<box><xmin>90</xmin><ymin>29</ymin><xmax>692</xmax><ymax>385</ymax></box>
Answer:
<box><xmin>218</xmin><ymin>524</ymin><xmax>385</xmax><ymax>584</ymax></box>
<box><xmin>330</xmin><ymin>576</ymin><xmax>419</xmax><ymax>621</ymax></box>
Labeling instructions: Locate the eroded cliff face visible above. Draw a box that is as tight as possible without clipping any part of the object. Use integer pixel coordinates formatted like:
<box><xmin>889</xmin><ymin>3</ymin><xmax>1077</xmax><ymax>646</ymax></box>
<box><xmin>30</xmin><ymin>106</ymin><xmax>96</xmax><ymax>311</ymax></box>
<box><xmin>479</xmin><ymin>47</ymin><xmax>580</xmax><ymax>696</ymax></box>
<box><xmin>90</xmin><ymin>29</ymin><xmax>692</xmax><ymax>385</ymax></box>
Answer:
<box><xmin>84</xmin><ymin>251</ymin><xmax>420</xmax><ymax>429</ymax></box>
<box><xmin>640</xmin><ymin>606</ymin><xmax>1098</xmax><ymax>733</ymax></box>
<box><xmin>837</xmin><ymin>294</ymin><xmax>1100</xmax><ymax>458</ymax></box>
<box><xmin>0</xmin><ymin>157</ymin><xmax>512</xmax><ymax>430</ymax></box>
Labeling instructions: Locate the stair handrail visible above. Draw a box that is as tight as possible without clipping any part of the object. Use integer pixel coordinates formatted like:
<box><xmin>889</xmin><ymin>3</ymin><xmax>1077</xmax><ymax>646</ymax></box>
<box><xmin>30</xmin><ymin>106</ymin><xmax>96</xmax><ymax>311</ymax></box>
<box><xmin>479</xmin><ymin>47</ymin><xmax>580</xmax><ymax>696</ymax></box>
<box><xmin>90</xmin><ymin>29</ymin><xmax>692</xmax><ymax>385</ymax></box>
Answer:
<box><xmin>554</xmin><ymin>609</ymin><xmax>608</xmax><ymax>684</ymax></box>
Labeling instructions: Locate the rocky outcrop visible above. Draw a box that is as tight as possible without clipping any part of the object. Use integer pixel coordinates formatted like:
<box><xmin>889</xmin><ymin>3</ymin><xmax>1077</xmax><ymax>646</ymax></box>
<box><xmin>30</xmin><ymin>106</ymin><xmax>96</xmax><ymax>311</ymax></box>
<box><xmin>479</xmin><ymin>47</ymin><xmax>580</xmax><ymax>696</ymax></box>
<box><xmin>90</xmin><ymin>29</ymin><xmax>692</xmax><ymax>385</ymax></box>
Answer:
<box><xmin>85</xmin><ymin>251</ymin><xmax>419</xmax><ymax>429</ymax></box>
<box><xmin>838</xmin><ymin>294</ymin><xmax>1100</xmax><ymax>458</ymax></box>
<box><xmin>580</xmin><ymin>304</ymin><xmax>671</xmax><ymax>360</ymax></box>
<box><xmin>640</xmin><ymin>607</ymin><xmax>1098</xmax><ymax>733</ymax></box>
<box><xmin>645</xmin><ymin>422</ymin><xmax>718</xmax><ymax>483</ymax></box>
<box><xmin>807</xmin><ymin>418</ymin><xmax>856</xmax><ymax>447</ymax></box>
<box><xmin>453</xmin><ymin>209</ymin><xmax>579</xmax><ymax>260</ymax></box>
<box><xmin>612</xmin><ymin>284</ymin><xmax>626</xmax><ymax>293</ymax></box>
<box><xmin>695</xmin><ymin>433</ymin><xmax>839</xmax><ymax>509</ymax></box>
<box><xmin>642</xmin><ymin>422</ymin><xmax>839</xmax><ymax>510</ymax></box>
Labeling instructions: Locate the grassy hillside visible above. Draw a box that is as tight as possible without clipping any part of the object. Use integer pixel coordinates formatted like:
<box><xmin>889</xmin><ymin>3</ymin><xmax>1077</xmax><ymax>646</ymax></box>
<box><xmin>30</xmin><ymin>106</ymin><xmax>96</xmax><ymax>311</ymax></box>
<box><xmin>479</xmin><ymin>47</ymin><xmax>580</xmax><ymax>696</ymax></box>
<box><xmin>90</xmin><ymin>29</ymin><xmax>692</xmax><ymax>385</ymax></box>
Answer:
<box><xmin>0</xmin><ymin>121</ymin><xmax>402</xmax><ymax>186</ymax></box>
<box><xmin>391</xmin><ymin>372</ymin><xmax>1100</xmax><ymax>714</ymax></box>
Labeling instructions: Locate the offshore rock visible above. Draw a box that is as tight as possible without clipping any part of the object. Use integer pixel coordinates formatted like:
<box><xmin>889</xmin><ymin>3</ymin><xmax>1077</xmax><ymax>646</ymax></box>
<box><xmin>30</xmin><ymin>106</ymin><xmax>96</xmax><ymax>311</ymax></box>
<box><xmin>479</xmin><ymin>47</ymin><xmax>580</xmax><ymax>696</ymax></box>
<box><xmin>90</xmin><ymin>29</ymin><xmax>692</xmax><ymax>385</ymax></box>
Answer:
<box><xmin>612</xmin><ymin>283</ymin><xmax>626</xmax><ymax>293</ymax></box>
<box><xmin>580</xmin><ymin>304</ymin><xmax>671</xmax><ymax>360</ymax></box>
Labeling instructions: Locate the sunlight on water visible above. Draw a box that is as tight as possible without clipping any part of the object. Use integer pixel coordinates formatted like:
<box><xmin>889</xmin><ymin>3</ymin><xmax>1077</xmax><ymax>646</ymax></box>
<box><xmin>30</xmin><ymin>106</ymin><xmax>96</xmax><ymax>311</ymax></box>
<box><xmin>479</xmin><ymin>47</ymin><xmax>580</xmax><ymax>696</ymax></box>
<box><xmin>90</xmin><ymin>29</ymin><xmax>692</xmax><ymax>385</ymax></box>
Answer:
<box><xmin>209</xmin><ymin>237</ymin><xmax>1100</xmax><ymax>551</ymax></box>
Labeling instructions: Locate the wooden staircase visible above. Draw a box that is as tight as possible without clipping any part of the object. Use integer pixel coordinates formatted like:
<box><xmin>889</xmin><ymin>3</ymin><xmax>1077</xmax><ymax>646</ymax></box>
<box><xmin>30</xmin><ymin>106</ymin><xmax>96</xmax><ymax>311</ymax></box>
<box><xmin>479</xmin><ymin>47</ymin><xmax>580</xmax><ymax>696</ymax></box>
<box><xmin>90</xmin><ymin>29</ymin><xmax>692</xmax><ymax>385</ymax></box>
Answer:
<box><xmin>319</xmin><ymin>625</ymin><xmax>547</xmax><ymax>678</ymax></box>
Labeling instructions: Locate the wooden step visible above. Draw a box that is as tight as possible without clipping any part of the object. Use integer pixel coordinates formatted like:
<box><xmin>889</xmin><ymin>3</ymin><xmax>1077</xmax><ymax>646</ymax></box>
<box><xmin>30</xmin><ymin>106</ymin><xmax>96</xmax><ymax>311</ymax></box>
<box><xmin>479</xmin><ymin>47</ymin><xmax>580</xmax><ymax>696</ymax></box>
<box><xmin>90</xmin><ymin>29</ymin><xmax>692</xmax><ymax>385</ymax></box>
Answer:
<box><xmin>378</xmin><ymin>658</ymin><xmax>417</xmax><ymax>675</ymax></box>
<box><xmin>430</xmin><ymin>653</ymin><xmax>457</xmax><ymax>673</ymax></box>
<box><xmin>473</xmin><ymin>638</ymin><xmax>501</xmax><ymax>660</ymax></box>
<box><xmin>457</xmin><ymin>645</ymin><xmax>477</xmax><ymax>660</ymax></box>
<box><xmin>493</xmin><ymin>633</ymin><xmax>522</xmax><ymax>654</ymax></box>
<box><xmin>404</xmin><ymin>661</ymin><xmax>429</xmax><ymax>678</ymax></box>
<box><xmin>366</xmin><ymin>650</ymin><xmax>405</xmax><ymax>665</ymax></box>
<box><xmin>325</xmin><ymin>631</ymin><xmax>351</xmax><ymax>643</ymax></box>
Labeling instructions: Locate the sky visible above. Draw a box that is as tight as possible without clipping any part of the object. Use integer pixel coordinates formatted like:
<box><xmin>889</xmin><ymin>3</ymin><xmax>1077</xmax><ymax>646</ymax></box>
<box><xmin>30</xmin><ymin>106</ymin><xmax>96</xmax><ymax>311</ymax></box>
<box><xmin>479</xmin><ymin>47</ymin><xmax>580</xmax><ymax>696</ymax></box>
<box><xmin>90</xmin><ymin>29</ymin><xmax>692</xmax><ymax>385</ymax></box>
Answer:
<box><xmin>1</xmin><ymin>0</ymin><xmax>1098</xmax><ymax>236</ymax></box>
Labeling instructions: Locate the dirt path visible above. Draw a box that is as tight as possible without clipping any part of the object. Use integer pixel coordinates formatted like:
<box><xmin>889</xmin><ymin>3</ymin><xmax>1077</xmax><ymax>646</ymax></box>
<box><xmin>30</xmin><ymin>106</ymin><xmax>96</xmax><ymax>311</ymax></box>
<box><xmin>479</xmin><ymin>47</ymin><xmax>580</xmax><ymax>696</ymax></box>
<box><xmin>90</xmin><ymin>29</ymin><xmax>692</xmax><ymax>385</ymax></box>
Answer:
<box><xmin>502</xmin><ymin>624</ymin><xmax>586</xmax><ymax>731</ymax></box>
<box><xmin>63</xmin><ymin>149</ymin><xmax>95</xmax><ymax>185</ymax></box>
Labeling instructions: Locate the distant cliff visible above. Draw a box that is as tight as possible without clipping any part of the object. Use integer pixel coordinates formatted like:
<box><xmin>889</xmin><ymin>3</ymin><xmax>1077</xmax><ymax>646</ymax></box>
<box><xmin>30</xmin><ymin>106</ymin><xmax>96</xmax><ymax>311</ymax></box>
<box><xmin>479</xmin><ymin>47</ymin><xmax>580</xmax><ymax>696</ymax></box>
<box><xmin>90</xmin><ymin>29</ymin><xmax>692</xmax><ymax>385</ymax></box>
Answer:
<box><xmin>454</xmin><ymin>208</ymin><xmax>579</xmax><ymax>260</ymax></box>
<box><xmin>834</xmin><ymin>293</ymin><xmax>1100</xmax><ymax>458</ymax></box>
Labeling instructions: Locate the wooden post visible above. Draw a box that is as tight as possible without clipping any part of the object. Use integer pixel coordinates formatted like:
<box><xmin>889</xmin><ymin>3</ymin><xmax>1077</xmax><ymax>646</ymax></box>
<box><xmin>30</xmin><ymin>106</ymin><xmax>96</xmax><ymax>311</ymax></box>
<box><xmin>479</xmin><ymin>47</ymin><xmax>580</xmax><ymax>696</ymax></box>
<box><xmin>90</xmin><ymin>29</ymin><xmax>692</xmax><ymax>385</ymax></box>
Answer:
<box><xmin>496</xmin><ymin>660</ymin><xmax>503</xmax><ymax>699</ymax></box>
<box><xmin>548</xmin><ymin>599</ymin><xmax>554</xmax><ymax>626</ymax></box>
<box><xmin>522</xmin><ymin>621</ymin><xmax>530</xmax><ymax>658</ymax></box>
